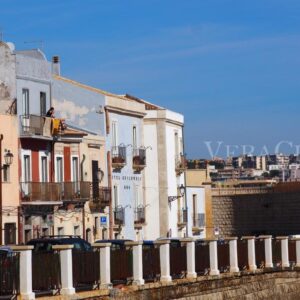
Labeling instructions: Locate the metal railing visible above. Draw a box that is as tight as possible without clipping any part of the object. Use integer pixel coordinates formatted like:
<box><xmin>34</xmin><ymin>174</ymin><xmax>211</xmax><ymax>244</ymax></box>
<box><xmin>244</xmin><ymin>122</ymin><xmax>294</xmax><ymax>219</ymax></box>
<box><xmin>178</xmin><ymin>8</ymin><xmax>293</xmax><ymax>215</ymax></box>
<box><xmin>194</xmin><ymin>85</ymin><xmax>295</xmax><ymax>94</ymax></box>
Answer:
<box><xmin>272</xmin><ymin>239</ymin><xmax>282</xmax><ymax>267</ymax></box>
<box><xmin>134</xmin><ymin>206</ymin><xmax>145</xmax><ymax>224</ymax></box>
<box><xmin>62</xmin><ymin>182</ymin><xmax>91</xmax><ymax>201</ymax></box>
<box><xmin>0</xmin><ymin>252</ymin><xmax>19</xmax><ymax>297</ymax></box>
<box><xmin>178</xmin><ymin>209</ymin><xmax>187</xmax><ymax>224</ymax></box>
<box><xmin>170</xmin><ymin>243</ymin><xmax>187</xmax><ymax>279</ymax></box>
<box><xmin>110</xmin><ymin>247</ymin><xmax>133</xmax><ymax>284</ymax></box>
<box><xmin>217</xmin><ymin>240</ymin><xmax>230</xmax><ymax>273</ymax></box>
<box><xmin>132</xmin><ymin>148</ymin><xmax>146</xmax><ymax>168</ymax></box>
<box><xmin>142</xmin><ymin>245</ymin><xmax>160</xmax><ymax>282</ymax></box>
<box><xmin>111</xmin><ymin>146</ymin><xmax>127</xmax><ymax>167</ymax></box>
<box><xmin>20</xmin><ymin>182</ymin><xmax>91</xmax><ymax>202</ymax></box>
<box><xmin>20</xmin><ymin>115</ymin><xmax>65</xmax><ymax>137</ymax></box>
<box><xmin>20</xmin><ymin>182</ymin><xmax>62</xmax><ymax>202</ymax></box>
<box><xmin>195</xmin><ymin>241</ymin><xmax>210</xmax><ymax>275</ymax></box>
<box><xmin>237</xmin><ymin>239</ymin><xmax>248</xmax><ymax>271</ymax></box>
<box><xmin>32</xmin><ymin>251</ymin><xmax>61</xmax><ymax>293</ymax></box>
<box><xmin>72</xmin><ymin>250</ymin><xmax>100</xmax><ymax>289</ymax></box>
<box><xmin>193</xmin><ymin>213</ymin><xmax>205</xmax><ymax>228</ymax></box>
<box><xmin>114</xmin><ymin>206</ymin><xmax>125</xmax><ymax>226</ymax></box>
<box><xmin>255</xmin><ymin>239</ymin><xmax>265</xmax><ymax>268</ymax></box>
<box><xmin>92</xmin><ymin>186</ymin><xmax>111</xmax><ymax>206</ymax></box>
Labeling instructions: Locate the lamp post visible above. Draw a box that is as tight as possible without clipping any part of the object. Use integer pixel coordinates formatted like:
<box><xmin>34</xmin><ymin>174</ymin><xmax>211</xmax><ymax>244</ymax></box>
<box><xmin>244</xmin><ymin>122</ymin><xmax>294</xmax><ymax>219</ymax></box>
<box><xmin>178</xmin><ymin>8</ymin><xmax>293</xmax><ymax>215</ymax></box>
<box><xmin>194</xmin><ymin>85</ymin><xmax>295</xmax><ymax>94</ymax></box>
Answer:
<box><xmin>0</xmin><ymin>134</ymin><xmax>14</xmax><ymax>245</ymax></box>
<box><xmin>179</xmin><ymin>184</ymin><xmax>188</xmax><ymax>237</ymax></box>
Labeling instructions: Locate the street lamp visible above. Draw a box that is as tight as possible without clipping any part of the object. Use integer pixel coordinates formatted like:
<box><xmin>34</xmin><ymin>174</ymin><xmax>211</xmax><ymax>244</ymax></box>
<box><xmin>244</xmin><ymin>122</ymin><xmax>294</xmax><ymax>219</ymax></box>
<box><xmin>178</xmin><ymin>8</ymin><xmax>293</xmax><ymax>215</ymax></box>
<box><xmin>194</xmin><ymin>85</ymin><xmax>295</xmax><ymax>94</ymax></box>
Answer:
<box><xmin>179</xmin><ymin>184</ymin><xmax>188</xmax><ymax>237</ymax></box>
<box><xmin>4</xmin><ymin>150</ymin><xmax>13</xmax><ymax>165</ymax></box>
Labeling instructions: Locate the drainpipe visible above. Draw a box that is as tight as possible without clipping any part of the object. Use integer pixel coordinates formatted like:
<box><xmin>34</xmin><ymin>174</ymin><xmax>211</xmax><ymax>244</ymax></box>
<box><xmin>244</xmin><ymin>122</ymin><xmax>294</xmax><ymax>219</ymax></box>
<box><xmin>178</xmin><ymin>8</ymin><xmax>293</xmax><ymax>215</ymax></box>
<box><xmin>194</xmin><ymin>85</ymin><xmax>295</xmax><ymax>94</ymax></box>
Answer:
<box><xmin>107</xmin><ymin>151</ymin><xmax>113</xmax><ymax>239</ymax></box>
<box><xmin>81</xmin><ymin>154</ymin><xmax>86</xmax><ymax>240</ymax></box>
<box><xmin>0</xmin><ymin>134</ymin><xmax>3</xmax><ymax>245</ymax></box>
<box><xmin>182</xmin><ymin>125</ymin><xmax>188</xmax><ymax>237</ymax></box>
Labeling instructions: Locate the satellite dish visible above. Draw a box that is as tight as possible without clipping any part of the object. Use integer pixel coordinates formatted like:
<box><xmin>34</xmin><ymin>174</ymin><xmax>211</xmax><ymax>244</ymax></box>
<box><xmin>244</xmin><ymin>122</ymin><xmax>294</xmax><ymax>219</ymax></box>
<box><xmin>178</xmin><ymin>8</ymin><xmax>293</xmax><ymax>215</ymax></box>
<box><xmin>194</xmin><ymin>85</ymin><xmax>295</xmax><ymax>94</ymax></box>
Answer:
<box><xmin>6</xmin><ymin>42</ymin><xmax>15</xmax><ymax>52</ymax></box>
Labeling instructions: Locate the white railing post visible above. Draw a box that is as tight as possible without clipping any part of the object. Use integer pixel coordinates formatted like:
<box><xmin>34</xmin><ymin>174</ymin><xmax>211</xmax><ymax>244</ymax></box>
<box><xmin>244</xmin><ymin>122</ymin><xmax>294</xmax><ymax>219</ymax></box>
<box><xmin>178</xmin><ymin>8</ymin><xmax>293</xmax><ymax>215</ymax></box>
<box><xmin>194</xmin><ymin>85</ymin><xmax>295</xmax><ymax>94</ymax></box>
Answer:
<box><xmin>227</xmin><ymin>237</ymin><xmax>239</xmax><ymax>273</ymax></box>
<box><xmin>11</xmin><ymin>246</ymin><xmax>35</xmax><ymax>300</ymax></box>
<box><xmin>92</xmin><ymin>243</ymin><xmax>112</xmax><ymax>288</ymax></box>
<box><xmin>209</xmin><ymin>239</ymin><xmax>220</xmax><ymax>276</ymax></box>
<box><xmin>125</xmin><ymin>241</ymin><xmax>144</xmax><ymax>285</ymax></box>
<box><xmin>242</xmin><ymin>236</ymin><xmax>257</xmax><ymax>271</ymax></box>
<box><xmin>295</xmin><ymin>239</ymin><xmax>300</xmax><ymax>267</ymax></box>
<box><xmin>52</xmin><ymin>245</ymin><xmax>75</xmax><ymax>295</ymax></box>
<box><xmin>259</xmin><ymin>235</ymin><xmax>273</xmax><ymax>268</ymax></box>
<box><xmin>155</xmin><ymin>240</ymin><xmax>172</xmax><ymax>282</ymax></box>
<box><xmin>277</xmin><ymin>236</ymin><xmax>289</xmax><ymax>268</ymax></box>
<box><xmin>181</xmin><ymin>238</ymin><xmax>197</xmax><ymax>279</ymax></box>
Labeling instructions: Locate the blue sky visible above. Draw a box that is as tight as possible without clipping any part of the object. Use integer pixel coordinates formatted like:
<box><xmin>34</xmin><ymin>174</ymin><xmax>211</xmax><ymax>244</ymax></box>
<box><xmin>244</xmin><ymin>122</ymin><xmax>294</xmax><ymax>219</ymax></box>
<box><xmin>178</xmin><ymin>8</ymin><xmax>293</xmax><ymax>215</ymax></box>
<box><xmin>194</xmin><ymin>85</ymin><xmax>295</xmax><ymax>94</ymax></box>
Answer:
<box><xmin>1</xmin><ymin>0</ymin><xmax>300</xmax><ymax>158</ymax></box>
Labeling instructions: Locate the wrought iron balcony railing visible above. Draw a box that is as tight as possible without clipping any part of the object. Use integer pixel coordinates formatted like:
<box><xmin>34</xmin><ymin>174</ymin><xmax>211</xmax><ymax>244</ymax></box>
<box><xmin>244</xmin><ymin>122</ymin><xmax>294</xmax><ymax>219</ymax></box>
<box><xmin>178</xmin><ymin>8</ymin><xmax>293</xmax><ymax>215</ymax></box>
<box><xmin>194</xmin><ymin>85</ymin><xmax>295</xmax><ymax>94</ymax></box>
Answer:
<box><xmin>20</xmin><ymin>182</ymin><xmax>63</xmax><ymax>202</ymax></box>
<box><xmin>20</xmin><ymin>115</ymin><xmax>65</xmax><ymax>138</ymax></box>
<box><xmin>114</xmin><ymin>206</ymin><xmax>125</xmax><ymax>226</ymax></box>
<box><xmin>175</xmin><ymin>154</ymin><xmax>187</xmax><ymax>175</ymax></box>
<box><xmin>132</xmin><ymin>148</ymin><xmax>146</xmax><ymax>171</ymax></box>
<box><xmin>20</xmin><ymin>181</ymin><xmax>91</xmax><ymax>203</ymax></box>
<box><xmin>111</xmin><ymin>146</ymin><xmax>127</xmax><ymax>169</ymax></box>
<box><xmin>134</xmin><ymin>206</ymin><xmax>145</xmax><ymax>224</ymax></box>
<box><xmin>92</xmin><ymin>186</ymin><xmax>111</xmax><ymax>207</ymax></box>
<box><xmin>61</xmin><ymin>182</ymin><xmax>91</xmax><ymax>202</ymax></box>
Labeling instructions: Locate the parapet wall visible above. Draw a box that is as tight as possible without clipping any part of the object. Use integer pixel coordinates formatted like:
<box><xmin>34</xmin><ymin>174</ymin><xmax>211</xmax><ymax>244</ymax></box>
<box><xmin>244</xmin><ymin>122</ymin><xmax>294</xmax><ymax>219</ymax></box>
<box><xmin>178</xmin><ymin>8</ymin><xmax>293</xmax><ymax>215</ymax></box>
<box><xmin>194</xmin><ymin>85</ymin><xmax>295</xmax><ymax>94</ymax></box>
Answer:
<box><xmin>212</xmin><ymin>182</ymin><xmax>300</xmax><ymax>237</ymax></box>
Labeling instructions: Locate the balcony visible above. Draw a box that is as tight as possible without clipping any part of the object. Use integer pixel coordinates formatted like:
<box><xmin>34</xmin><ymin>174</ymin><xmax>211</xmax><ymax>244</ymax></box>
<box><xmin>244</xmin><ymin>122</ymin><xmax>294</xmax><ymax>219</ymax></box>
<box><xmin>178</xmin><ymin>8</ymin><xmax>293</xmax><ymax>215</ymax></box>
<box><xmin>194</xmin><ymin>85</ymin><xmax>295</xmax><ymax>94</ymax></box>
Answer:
<box><xmin>20</xmin><ymin>181</ymin><xmax>91</xmax><ymax>204</ymax></box>
<box><xmin>20</xmin><ymin>115</ymin><xmax>65</xmax><ymax>138</ymax></box>
<box><xmin>20</xmin><ymin>182</ymin><xmax>63</xmax><ymax>204</ymax></box>
<box><xmin>177</xmin><ymin>209</ymin><xmax>187</xmax><ymax>228</ymax></box>
<box><xmin>90</xmin><ymin>186</ymin><xmax>112</xmax><ymax>212</ymax></box>
<box><xmin>134</xmin><ymin>206</ymin><xmax>145</xmax><ymax>228</ymax></box>
<box><xmin>192</xmin><ymin>213</ymin><xmax>205</xmax><ymax>233</ymax></box>
<box><xmin>132</xmin><ymin>148</ymin><xmax>146</xmax><ymax>171</ymax></box>
<box><xmin>175</xmin><ymin>154</ymin><xmax>187</xmax><ymax>176</ymax></box>
<box><xmin>113</xmin><ymin>206</ymin><xmax>125</xmax><ymax>226</ymax></box>
<box><xmin>111</xmin><ymin>146</ymin><xmax>126</xmax><ymax>169</ymax></box>
<box><xmin>61</xmin><ymin>181</ymin><xmax>91</xmax><ymax>202</ymax></box>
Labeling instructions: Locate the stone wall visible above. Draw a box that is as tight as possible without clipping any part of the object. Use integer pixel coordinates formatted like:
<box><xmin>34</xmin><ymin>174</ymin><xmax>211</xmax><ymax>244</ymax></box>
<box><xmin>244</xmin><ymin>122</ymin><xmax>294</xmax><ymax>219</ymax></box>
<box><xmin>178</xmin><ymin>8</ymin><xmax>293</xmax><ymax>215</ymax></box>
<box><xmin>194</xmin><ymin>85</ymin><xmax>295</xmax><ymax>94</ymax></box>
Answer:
<box><xmin>78</xmin><ymin>271</ymin><xmax>300</xmax><ymax>300</ymax></box>
<box><xmin>211</xmin><ymin>182</ymin><xmax>300</xmax><ymax>237</ymax></box>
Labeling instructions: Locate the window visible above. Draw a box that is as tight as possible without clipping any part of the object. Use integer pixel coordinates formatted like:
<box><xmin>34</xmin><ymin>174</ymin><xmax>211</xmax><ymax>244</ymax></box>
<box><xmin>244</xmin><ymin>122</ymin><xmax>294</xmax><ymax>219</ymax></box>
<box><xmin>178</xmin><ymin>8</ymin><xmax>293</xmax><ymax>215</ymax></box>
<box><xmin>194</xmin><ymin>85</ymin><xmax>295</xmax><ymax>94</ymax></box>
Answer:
<box><xmin>113</xmin><ymin>185</ymin><xmax>119</xmax><ymax>208</ymax></box>
<box><xmin>40</xmin><ymin>92</ymin><xmax>47</xmax><ymax>116</ymax></box>
<box><xmin>133</xmin><ymin>126</ymin><xmax>137</xmax><ymax>149</ymax></box>
<box><xmin>22</xmin><ymin>89</ymin><xmax>29</xmax><ymax>116</ymax></box>
<box><xmin>56</xmin><ymin>157</ymin><xmax>63</xmax><ymax>182</ymax></box>
<box><xmin>41</xmin><ymin>156</ymin><xmax>48</xmax><ymax>182</ymax></box>
<box><xmin>111</xmin><ymin>121</ymin><xmax>118</xmax><ymax>147</ymax></box>
<box><xmin>4</xmin><ymin>223</ymin><xmax>16</xmax><ymax>245</ymax></box>
<box><xmin>134</xmin><ymin>186</ymin><xmax>141</xmax><ymax>208</ymax></box>
<box><xmin>3</xmin><ymin>165</ymin><xmax>10</xmax><ymax>182</ymax></box>
<box><xmin>24</xmin><ymin>155</ymin><xmax>31</xmax><ymax>182</ymax></box>
<box><xmin>72</xmin><ymin>157</ymin><xmax>79</xmax><ymax>182</ymax></box>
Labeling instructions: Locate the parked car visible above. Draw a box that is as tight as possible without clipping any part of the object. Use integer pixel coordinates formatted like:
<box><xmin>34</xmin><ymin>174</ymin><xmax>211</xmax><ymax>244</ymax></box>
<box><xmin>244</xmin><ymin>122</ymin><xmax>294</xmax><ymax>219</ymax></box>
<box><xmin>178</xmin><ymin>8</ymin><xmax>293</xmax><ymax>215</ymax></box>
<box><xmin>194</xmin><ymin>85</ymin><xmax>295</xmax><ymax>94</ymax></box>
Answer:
<box><xmin>27</xmin><ymin>235</ymin><xmax>92</xmax><ymax>252</ymax></box>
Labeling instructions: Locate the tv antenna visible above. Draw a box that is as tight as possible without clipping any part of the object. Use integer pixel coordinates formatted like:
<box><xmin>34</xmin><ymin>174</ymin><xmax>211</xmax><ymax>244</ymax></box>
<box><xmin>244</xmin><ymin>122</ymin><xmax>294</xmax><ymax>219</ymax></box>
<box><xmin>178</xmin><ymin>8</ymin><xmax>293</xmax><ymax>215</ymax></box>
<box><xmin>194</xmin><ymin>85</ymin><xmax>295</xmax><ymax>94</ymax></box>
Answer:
<box><xmin>24</xmin><ymin>40</ymin><xmax>44</xmax><ymax>50</ymax></box>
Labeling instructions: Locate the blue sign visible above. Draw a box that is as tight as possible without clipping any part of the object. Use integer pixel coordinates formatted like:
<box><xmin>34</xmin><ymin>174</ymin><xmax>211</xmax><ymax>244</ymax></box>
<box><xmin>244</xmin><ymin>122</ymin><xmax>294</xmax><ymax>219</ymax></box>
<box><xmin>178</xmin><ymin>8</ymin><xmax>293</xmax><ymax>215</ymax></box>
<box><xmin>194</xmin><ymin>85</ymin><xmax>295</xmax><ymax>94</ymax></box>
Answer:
<box><xmin>100</xmin><ymin>216</ymin><xmax>107</xmax><ymax>225</ymax></box>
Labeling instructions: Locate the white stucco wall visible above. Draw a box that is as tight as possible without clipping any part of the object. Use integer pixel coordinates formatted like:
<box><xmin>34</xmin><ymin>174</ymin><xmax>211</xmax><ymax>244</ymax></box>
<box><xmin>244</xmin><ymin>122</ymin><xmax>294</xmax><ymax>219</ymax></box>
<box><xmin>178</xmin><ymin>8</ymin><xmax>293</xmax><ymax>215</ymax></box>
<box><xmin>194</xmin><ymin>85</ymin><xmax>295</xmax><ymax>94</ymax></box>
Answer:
<box><xmin>186</xmin><ymin>187</ymin><xmax>206</xmax><ymax>239</ymax></box>
<box><xmin>107</xmin><ymin>109</ymin><xmax>144</xmax><ymax>240</ymax></box>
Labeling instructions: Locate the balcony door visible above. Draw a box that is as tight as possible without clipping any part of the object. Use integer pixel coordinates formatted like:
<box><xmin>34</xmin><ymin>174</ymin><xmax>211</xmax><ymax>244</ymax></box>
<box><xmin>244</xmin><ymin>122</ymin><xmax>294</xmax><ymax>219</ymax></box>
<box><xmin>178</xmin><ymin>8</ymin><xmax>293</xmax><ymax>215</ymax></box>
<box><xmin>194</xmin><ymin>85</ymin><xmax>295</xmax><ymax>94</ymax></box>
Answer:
<box><xmin>22</xmin><ymin>89</ymin><xmax>30</xmax><ymax>131</ymax></box>
<box><xmin>71</xmin><ymin>156</ymin><xmax>79</xmax><ymax>195</ymax></box>
<box><xmin>40</xmin><ymin>92</ymin><xmax>47</xmax><ymax>116</ymax></box>
<box><xmin>92</xmin><ymin>160</ymin><xmax>99</xmax><ymax>199</ymax></box>
<box><xmin>22</xmin><ymin>153</ymin><xmax>31</xmax><ymax>197</ymax></box>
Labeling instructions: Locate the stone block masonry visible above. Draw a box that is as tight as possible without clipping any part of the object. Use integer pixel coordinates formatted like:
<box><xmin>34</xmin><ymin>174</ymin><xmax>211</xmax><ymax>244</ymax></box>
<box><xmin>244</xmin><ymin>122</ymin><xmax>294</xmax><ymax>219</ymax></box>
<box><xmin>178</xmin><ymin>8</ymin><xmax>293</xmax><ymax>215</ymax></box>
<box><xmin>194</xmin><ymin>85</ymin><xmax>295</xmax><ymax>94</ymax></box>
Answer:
<box><xmin>211</xmin><ymin>182</ymin><xmax>300</xmax><ymax>237</ymax></box>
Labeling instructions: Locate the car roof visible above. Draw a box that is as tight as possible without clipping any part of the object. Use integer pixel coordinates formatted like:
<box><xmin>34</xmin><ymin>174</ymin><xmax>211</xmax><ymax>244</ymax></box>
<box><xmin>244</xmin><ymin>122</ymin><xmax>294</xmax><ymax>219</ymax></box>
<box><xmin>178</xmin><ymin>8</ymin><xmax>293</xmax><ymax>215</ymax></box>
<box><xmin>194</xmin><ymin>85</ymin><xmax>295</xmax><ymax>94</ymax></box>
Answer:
<box><xmin>95</xmin><ymin>239</ymin><xmax>132</xmax><ymax>245</ymax></box>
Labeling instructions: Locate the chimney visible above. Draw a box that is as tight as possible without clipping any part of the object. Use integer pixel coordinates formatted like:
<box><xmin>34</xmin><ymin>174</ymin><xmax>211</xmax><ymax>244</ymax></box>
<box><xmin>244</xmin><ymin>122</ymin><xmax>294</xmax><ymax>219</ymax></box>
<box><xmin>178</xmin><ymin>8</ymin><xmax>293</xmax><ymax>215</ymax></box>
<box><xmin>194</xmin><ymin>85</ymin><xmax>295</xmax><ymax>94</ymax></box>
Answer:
<box><xmin>52</xmin><ymin>55</ymin><xmax>60</xmax><ymax>76</ymax></box>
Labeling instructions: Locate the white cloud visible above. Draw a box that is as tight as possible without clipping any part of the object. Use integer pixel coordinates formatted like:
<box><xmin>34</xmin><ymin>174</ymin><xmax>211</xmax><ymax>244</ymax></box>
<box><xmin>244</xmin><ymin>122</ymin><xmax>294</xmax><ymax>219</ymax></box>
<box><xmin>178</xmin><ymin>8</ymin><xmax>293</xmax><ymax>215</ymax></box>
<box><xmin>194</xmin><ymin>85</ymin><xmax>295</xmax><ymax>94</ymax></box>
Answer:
<box><xmin>53</xmin><ymin>98</ymin><xmax>90</xmax><ymax>126</ymax></box>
